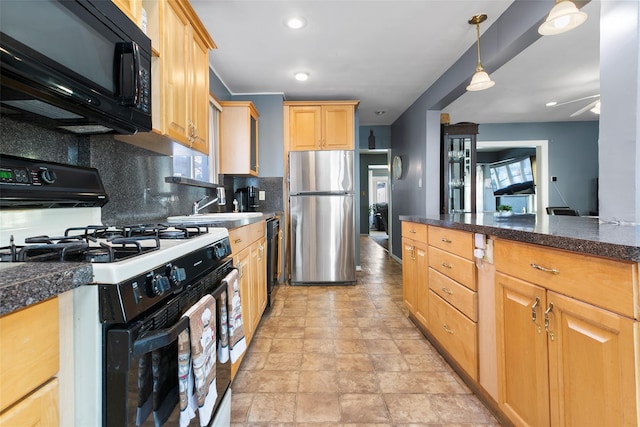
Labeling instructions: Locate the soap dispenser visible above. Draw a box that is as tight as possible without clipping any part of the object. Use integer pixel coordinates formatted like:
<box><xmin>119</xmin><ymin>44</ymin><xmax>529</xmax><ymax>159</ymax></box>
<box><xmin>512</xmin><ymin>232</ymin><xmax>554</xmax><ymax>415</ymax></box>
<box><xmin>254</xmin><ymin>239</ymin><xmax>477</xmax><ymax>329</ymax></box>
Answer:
<box><xmin>233</xmin><ymin>199</ymin><xmax>239</xmax><ymax>213</ymax></box>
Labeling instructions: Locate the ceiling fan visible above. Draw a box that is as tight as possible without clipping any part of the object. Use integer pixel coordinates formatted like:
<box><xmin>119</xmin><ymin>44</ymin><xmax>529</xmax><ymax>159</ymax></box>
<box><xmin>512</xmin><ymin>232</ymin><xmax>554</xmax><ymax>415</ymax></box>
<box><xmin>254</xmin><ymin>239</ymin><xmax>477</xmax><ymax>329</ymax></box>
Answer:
<box><xmin>548</xmin><ymin>94</ymin><xmax>600</xmax><ymax>117</ymax></box>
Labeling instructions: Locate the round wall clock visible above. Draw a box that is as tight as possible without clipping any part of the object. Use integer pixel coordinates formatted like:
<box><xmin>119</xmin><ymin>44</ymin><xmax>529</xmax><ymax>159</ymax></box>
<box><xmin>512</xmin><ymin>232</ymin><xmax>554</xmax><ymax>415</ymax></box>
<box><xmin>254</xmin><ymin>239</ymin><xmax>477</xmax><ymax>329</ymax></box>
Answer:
<box><xmin>393</xmin><ymin>155</ymin><xmax>403</xmax><ymax>180</ymax></box>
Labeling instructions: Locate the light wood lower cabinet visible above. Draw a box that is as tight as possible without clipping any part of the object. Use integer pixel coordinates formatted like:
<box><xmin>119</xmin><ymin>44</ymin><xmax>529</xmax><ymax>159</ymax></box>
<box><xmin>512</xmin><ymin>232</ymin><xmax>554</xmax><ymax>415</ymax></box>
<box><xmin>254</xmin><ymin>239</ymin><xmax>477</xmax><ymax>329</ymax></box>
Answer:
<box><xmin>495</xmin><ymin>239</ymin><xmax>640</xmax><ymax>427</ymax></box>
<box><xmin>0</xmin><ymin>297</ymin><xmax>59</xmax><ymax>425</ymax></box>
<box><xmin>401</xmin><ymin>222</ymin><xmax>428</xmax><ymax>328</ymax></box>
<box><xmin>229</xmin><ymin>220</ymin><xmax>267</xmax><ymax>379</ymax></box>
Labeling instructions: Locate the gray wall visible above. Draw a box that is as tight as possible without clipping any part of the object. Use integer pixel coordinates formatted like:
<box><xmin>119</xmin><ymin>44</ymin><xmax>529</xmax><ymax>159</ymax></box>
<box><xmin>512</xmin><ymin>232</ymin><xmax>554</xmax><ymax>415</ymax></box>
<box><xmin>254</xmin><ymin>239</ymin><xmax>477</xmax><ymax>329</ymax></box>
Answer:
<box><xmin>479</xmin><ymin>121</ymin><xmax>599</xmax><ymax>216</ymax></box>
<box><xmin>359</xmin><ymin>126</ymin><xmax>391</xmax><ymax>150</ymax></box>
<box><xmin>230</xmin><ymin>94</ymin><xmax>285</xmax><ymax>178</ymax></box>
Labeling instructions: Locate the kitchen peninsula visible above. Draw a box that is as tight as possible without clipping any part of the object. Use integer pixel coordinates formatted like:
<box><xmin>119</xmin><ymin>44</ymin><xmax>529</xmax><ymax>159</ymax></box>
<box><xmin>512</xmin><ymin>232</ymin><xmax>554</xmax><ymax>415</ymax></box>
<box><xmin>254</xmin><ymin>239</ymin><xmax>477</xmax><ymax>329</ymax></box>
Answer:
<box><xmin>400</xmin><ymin>213</ymin><xmax>640</xmax><ymax>427</ymax></box>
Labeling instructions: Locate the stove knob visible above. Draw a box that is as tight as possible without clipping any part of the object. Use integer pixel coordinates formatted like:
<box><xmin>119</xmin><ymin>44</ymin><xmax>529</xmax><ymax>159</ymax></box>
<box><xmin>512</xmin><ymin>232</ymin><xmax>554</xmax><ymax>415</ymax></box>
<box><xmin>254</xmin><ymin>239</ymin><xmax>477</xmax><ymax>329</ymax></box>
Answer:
<box><xmin>151</xmin><ymin>274</ymin><xmax>171</xmax><ymax>295</ymax></box>
<box><xmin>40</xmin><ymin>169</ymin><xmax>56</xmax><ymax>184</ymax></box>
<box><xmin>170</xmin><ymin>265</ymin><xmax>187</xmax><ymax>285</ymax></box>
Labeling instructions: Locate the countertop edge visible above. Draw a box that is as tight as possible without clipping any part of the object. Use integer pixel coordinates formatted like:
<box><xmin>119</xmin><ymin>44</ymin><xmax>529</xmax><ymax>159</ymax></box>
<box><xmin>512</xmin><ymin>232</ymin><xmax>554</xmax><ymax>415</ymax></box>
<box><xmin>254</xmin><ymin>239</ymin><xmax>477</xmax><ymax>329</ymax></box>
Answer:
<box><xmin>400</xmin><ymin>214</ymin><xmax>640</xmax><ymax>263</ymax></box>
<box><xmin>0</xmin><ymin>263</ymin><xmax>93</xmax><ymax>316</ymax></box>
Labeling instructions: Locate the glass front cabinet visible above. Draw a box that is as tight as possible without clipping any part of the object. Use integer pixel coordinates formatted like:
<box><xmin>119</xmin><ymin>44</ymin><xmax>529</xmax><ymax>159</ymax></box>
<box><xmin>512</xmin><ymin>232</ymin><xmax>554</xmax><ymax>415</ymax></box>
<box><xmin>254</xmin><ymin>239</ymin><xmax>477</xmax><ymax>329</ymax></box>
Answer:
<box><xmin>441</xmin><ymin>122</ymin><xmax>478</xmax><ymax>214</ymax></box>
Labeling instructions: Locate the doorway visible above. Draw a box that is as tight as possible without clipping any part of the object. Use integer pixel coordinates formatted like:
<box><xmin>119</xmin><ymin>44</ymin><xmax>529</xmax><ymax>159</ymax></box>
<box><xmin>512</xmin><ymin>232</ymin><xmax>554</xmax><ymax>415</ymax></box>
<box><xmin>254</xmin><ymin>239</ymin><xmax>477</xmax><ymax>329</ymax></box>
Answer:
<box><xmin>477</xmin><ymin>140</ymin><xmax>549</xmax><ymax>214</ymax></box>
<box><xmin>359</xmin><ymin>150</ymin><xmax>391</xmax><ymax>252</ymax></box>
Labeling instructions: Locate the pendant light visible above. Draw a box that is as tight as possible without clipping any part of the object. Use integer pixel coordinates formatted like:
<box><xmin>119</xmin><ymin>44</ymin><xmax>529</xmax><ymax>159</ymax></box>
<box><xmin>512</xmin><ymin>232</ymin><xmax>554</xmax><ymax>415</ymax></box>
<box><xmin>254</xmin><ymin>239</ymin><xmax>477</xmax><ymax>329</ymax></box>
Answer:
<box><xmin>466</xmin><ymin>14</ymin><xmax>495</xmax><ymax>92</ymax></box>
<box><xmin>538</xmin><ymin>0</ymin><xmax>587</xmax><ymax>36</ymax></box>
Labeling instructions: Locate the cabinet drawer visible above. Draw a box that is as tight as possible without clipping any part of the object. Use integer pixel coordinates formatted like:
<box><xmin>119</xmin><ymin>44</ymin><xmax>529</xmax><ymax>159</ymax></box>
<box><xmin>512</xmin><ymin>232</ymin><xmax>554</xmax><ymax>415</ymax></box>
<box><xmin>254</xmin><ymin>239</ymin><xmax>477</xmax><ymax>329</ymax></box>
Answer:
<box><xmin>428</xmin><ymin>226</ymin><xmax>473</xmax><ymax>259</ymax></box>
<box><xmin>494</xmin><ymin>239</ymin><xmax>636</xmax><ymax>317</ymax></box>
<box><xmin>429</xmin><ymin>291</ymin><xmax>478</xmax><ymax>380</ymax></box>
<box><xmin>229</xmin><ymin>220</ymin><xmax>265</xmax><ymax>254</ymax></box>
<box><xmin>429</xmin><ymin>268</ymin><xmax>477</xmax><ymax>322</ymax></box>
<box><xmin>401</xmin><ymin>221</ymin><xmax>427</xmax><ymax>243</ymax></box>
<box><xmin>0</xmin><ymin>298</ymin><xmax>59</xmax><ymax>412</ymax></box>
<box><xmin>428</xmin><ymin>246</ymin><xmax>476</xmax><ymax>290</ymax></box>
<box><xmin>0</xmin><ymin>378</ymin><xmax>59</xmax><ymax>426</ymax></box>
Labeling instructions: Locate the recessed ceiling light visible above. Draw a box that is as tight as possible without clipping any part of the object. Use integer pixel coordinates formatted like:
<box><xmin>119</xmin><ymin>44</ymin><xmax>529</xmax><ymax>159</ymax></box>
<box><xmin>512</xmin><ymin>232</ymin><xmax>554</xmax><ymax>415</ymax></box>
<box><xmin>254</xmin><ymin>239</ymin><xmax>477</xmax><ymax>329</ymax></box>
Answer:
<box><xmin>285</xmin><ymin>17</ymin><xmax>307</xmax><ymax>30</ymax></box>
<box><xmin>294</xmin><ymin>72</ymin><xmax>309</xmax><ymax>81</ymax></box>
<box><xmin>546</xmin><ymin>101</ymin><xmax>557</xmax><ymax>107</ymax></box>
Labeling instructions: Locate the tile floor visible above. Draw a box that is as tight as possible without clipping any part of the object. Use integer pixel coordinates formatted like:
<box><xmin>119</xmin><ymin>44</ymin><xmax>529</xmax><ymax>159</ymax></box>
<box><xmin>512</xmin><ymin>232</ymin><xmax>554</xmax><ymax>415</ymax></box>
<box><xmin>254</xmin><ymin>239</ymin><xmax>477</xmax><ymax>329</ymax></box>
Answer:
<box><xmin>230</xmin><ymin>236</ymin><xmax>500</xmax><ymax>426</ymax></box>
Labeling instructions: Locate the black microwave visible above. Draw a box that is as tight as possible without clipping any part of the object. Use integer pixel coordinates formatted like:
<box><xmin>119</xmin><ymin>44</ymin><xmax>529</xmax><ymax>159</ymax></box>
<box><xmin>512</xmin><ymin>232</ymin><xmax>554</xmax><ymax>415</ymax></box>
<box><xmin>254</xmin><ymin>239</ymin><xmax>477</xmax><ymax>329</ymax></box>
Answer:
<box><xmin>0</xmin><ymin>0</ymin><xmax>152</xmax><ymax>135</ymax></box>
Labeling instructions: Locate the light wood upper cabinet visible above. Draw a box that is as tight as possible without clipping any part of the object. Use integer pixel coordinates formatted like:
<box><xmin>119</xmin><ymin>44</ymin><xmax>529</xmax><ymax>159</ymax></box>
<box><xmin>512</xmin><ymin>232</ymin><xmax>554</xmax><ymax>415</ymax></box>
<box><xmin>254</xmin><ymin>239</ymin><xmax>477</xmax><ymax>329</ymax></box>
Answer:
<box><xmin>162</xmin><ymin>0</ymin><xmax>215</xmax><ymax>154</ymax></box>
<box><xmin>220</xmin><ymin>101</ymin><xmax>259</xmax><ymax>176</ymax></box>
<box><xmin>286</xmin><ymin>101</ymin><xmax>358</xmax><ymax>150</ymax></box>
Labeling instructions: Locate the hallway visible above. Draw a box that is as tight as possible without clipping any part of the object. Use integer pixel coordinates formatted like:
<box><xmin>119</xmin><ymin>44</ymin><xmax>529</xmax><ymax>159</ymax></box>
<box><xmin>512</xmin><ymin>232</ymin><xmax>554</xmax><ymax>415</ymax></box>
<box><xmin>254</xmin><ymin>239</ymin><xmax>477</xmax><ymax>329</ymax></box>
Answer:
<box><xmin>230</xmin><ymin>236</ymin><xmax>500</xmax><ymax>425</ymax></box>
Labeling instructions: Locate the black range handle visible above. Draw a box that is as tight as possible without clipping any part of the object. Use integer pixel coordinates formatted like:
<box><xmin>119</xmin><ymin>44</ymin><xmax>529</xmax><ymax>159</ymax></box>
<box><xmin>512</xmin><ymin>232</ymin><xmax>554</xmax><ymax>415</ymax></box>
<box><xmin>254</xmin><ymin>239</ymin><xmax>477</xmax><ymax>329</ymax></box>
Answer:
<box><xmin>132</xmin><ymin>316</ymin><xmax>189</xmax><ymax>358</ymax></box>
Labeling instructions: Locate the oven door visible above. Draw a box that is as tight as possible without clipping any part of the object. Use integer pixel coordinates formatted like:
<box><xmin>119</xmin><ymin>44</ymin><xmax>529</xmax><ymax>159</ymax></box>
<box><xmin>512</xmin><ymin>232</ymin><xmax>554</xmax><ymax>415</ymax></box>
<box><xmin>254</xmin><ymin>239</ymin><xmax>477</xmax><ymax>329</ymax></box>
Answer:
<box><xmin>104</xmin><ymin>265</ymin><xmax>232</xmax><ymax>427</ymax></box>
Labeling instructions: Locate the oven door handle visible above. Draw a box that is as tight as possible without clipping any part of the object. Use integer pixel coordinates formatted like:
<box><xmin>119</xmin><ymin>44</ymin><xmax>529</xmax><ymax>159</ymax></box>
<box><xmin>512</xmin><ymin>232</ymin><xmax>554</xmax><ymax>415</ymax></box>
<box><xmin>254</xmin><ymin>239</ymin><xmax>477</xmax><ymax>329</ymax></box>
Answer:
<box><xmin>132</xmin><ymin>316</ymin><xmax>189</xmax><ymax>358</ymax></box>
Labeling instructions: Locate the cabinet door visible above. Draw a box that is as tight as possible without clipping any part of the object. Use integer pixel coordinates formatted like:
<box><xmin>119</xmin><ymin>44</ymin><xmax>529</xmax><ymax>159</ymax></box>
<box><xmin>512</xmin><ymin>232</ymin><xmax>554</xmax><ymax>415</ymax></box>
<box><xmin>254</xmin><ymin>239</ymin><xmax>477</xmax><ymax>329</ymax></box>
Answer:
<box><xmin>547</xmin><ymin>291</ymin><xmax>638</xmax><ymax>426</ymax></box>
<box><xmin>322</xmin><ymin>105</ymin><xmax>354</xmax><ymax>150</ymax></box>
<box><xmin>0</xmin><ymin>378</ymin><xmax>59</xmax><ymax>427</ymax></box>
<box><xmin>163</xmin><ymin>0</ymin><xmax>190</xmax><ymax>145</ymax></box>
<box><xmin>402</xmin><ymin>237</ymin><xmax>418</xmax><ymax>315</ymax></box>
<box><xmin>189</xmin><ymin>30</ymin><xmax>210</xmax><ymax>154</ymax></box>
<box><xmin>496</xmin><ymin>273</ymin><xmax>550</xmax><ymax>427</ymax></box>
<box><xmin>235</xmin><ymin>248</ymin><xmax>253</xmax><ymax>342</ymax></box>
<box><xmin>289</xmin><ymin>106</ymin><xmax>322</xmax><ymax>150</ymax></box>
<box><xmin>414</xmin><ymin>241</ymin><xmax>429</xmax><ymax>328</ymax></box>
<box><xmin>112</xmin><ymin>0</ymin><xmax>141</xmax><ymax>23</ymax></box>
<box><xmin>249</xmin><ymin>238</ymin><xmax>267</xmax><ymax>330</ymax></box>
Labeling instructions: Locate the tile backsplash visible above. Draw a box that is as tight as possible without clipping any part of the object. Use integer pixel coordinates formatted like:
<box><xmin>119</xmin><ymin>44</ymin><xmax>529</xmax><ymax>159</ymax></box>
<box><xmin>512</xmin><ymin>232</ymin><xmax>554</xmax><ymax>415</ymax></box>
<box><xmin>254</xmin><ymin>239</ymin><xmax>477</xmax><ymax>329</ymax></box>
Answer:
<box><xmin>1</xmin><ymin>117</ymin><xmax>283</xmax><ymax>224</ymax></box>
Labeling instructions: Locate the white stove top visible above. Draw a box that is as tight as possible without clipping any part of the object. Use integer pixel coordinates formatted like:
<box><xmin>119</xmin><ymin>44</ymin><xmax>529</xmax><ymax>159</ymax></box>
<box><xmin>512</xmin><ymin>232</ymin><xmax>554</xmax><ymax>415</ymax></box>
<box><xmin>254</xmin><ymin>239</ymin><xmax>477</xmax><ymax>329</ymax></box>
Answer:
<box><xmin>91</xmin><ymin>227</ymin><xmax>228</xmax><ymax>284</ymax></box>
<box><xmin>0</xmin><ymin>207</ymin><xmax>230</xmax><ymax>284</ymax></box>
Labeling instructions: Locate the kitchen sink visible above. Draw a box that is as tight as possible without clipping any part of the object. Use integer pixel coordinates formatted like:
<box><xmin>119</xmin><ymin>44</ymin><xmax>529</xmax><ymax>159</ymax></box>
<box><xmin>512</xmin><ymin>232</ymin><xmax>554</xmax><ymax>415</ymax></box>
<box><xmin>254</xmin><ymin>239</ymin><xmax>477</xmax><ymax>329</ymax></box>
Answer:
<box><xmin>166</xmin><ymin>212</ymin><xmax>263</xmax><ymax>224</ymax></box>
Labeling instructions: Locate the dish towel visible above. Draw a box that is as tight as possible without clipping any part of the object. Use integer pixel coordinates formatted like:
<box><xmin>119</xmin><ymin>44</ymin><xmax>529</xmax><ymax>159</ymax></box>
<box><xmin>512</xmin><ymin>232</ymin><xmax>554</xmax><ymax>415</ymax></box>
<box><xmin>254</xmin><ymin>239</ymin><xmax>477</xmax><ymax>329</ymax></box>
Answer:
<box><xmin>178</xmin><ymin>294</ymin><xmax>218</xmax><ymax>427</ymax></box>
<box><xmin>224</xmin><ymin>268</ymin><xmax>247</xmax><ymax>363</ymax></box>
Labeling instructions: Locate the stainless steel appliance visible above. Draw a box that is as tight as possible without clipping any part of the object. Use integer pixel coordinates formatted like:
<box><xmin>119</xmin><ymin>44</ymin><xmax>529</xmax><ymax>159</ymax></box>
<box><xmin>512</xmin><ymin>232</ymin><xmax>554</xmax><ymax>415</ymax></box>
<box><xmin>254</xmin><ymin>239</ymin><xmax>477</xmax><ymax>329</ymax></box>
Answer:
<box><xmin>0</xmin><ymin>0</ymin><xmax>152</xmax><ymax>134</ymax></box>
<box><xmin>0</xmin><ymin>155</ymin><xmax>232</xmax><ymax>427</ymax></box>
<box><xmin>265</xmin><ymin>217</ymin><xmax>280</xmax><ymax>305</ymax></box>
<box><xmin>289</xmin><ymin>150</ymin><xmax>355</xmax><ymax>284</ymax></box>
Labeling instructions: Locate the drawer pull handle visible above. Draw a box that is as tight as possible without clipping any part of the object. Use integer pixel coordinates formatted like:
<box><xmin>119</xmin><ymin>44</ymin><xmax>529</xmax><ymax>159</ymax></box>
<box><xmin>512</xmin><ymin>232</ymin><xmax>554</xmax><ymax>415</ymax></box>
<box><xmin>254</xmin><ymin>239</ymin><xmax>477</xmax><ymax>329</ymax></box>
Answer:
<box><xmin>409</xmin><ymin>229</ymin><xmax>417</xmax><ymax>234</ymax></box>
<box><xmin>442</xmin><ymin>324</ymin><xmax>454</xmax><ymax>335</ymax></box>
<box><xmin>544</xmin><ymin>303</ymin><xmax>555</xmax><ymax>341</ymax></box>
<box><xmin>441</xmin><ymin>238</ymin><xmax>452</xmax><ymax>243</ymax></box>
<box><xmin>234</xmin><ymin>238</ymin><xmax>242</xmax><ymax>244</ymax></box>
<box><xmin>531</xmin><ymin>297</ymin><xmax>542</xmax><ymax>334</ymax></box>
<box><xmin>530</xmin><ymin>263</ymin><xmax>559</xmax><ymax>275</ymax></box>
<box><xmin>441</xmin><ymin>287</ymin><xmax>453</xmax><ymax>295</ymax></box>
<box><xmin>441</xmin><ymin>262</ymin><xmax>452</xmax><ymax>269</ymax></box>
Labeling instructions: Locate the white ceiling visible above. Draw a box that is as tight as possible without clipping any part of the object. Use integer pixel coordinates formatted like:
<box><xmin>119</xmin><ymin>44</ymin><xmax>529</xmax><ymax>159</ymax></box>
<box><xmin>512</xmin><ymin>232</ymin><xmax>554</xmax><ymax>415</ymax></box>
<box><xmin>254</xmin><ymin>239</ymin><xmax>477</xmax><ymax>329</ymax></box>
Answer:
<box><xmin>190</xmin><ymin>0</ymin><xmax>600</xmax><ymax>126</ymax></box>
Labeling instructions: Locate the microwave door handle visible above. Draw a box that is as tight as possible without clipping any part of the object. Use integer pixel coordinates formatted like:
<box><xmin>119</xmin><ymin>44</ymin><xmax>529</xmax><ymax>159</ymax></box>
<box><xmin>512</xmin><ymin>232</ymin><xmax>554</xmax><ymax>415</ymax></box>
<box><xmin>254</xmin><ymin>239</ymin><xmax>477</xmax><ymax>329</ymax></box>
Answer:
<box><xmin>115</xmin><ymin>41</ymin><xmax>141</xmax><ymax>107</ymax></box>
<box><xmin>131</xmin><ymin>41</ymin><xmax>142</xmax><ymax>107</ymax></box>
<box><xmin>132</xmin><ymin>316</ymin><xmax>189</xmax><ymax>358</ymax></box>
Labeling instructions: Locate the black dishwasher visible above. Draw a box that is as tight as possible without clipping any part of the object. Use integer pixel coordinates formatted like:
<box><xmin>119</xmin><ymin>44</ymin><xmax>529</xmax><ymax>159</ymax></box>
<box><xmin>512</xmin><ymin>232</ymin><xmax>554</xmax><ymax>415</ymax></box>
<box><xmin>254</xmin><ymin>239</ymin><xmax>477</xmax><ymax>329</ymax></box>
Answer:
<box><xmin>266</xmin><ymin>217</ymin><xmax>280</xmax><ymax>307</ymax></box>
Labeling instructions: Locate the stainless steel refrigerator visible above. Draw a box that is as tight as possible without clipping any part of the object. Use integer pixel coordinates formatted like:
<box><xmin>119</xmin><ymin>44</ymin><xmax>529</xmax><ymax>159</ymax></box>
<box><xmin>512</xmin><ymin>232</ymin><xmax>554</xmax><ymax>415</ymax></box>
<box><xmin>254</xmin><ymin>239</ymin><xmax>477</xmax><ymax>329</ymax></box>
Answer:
<box><xmin>289</xmin><ymin>150</ymin><xmax>356</xmax><ymax>284</ymax></box>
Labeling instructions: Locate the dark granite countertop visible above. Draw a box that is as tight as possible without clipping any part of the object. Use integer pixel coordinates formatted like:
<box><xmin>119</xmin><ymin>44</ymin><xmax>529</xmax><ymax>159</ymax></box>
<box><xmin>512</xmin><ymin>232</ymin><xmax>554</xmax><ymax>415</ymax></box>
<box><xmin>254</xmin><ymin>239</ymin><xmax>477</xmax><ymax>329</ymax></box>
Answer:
<box><xmin>0</xmin><ymin>262</ymin><xmax>93</xmax><ymax>316</ymax></box>
<box><xmin>399</xmin><ymin>213</ymin><xmax>640</xmax><ymax>262</ymax></box>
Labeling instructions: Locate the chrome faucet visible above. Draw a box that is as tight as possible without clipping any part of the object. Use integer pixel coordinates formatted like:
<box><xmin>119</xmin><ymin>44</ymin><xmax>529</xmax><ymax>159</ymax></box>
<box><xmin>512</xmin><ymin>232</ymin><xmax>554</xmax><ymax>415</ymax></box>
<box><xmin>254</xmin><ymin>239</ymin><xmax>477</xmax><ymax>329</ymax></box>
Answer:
<box><xmin>192</xmin><ymin>194</ymin><xmax>219</xmax><ymax>215</ymax></box>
